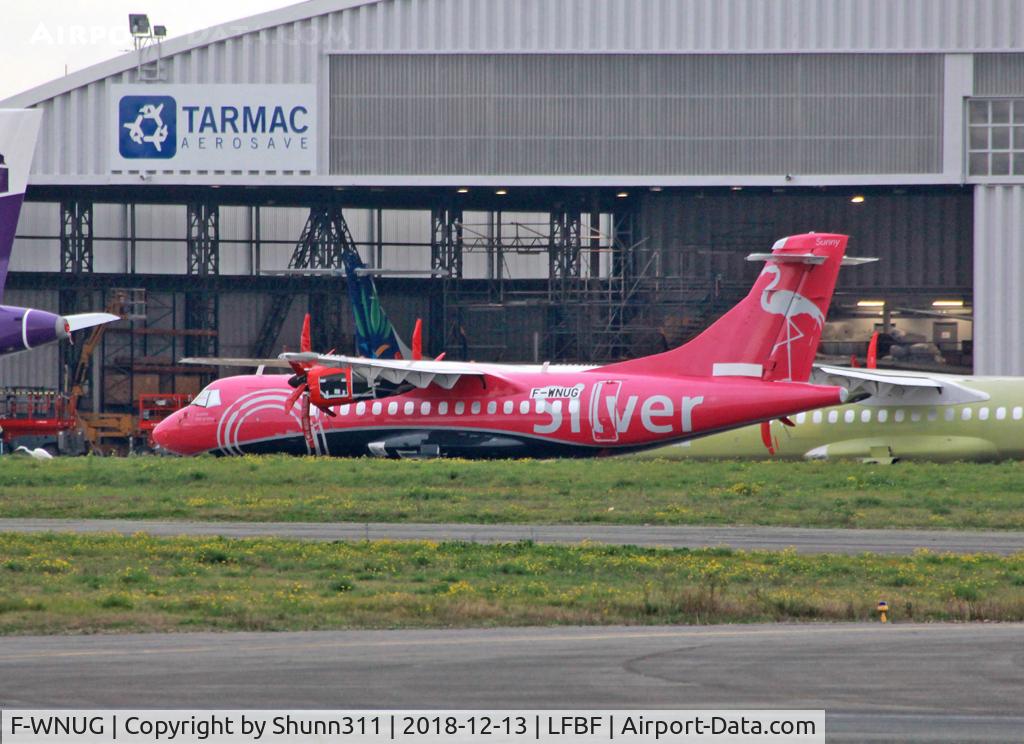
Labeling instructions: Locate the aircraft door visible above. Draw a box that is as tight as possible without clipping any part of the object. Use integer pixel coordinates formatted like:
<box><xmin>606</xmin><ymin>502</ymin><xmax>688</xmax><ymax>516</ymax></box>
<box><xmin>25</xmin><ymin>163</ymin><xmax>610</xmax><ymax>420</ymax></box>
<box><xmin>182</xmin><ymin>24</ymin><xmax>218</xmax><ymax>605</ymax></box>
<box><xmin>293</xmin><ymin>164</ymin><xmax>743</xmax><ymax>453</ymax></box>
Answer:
<box><xmin>589</xmin><ymin>380</ymin><xmax>622</xmax><ymax>443</ymax></box>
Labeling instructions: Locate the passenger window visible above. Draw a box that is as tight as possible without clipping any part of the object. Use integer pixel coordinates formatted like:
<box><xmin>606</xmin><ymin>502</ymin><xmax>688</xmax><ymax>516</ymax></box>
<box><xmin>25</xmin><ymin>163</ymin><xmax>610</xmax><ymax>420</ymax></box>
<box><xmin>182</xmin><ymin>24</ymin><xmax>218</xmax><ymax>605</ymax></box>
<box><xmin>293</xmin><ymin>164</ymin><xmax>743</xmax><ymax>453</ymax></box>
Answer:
<box><xmin>980</xmin><ymin>407</ymin><xmax>990</xmax><ymax>421</ymax></box>
<box><xmin>1014</xmin><ymin>406</ymin><xmax>1024</xmax><ymax>420</ymax></box>
<box><xmin>894</xmin><ymin>410</ymin><xmax>905</xmax><ymax>423</ymax></box>
<box><xmin>455</xmin><ymin>402</ymin><xmax>465</xmax><ymax>415</ymax></box>
<box><xmin>996</xmin><ymin>407</ymin><xmax>1007</xmax><ymax>420</ymax></box>
<box><xmin>503</xmin><ymin>401</ymin><xmax>514</xmax><ymax>415</ymax></box>
<box><xmin>471</xmin><ymin>401</ymin><xmax>481</xmax><ymax>414</ymax></box>
<box><xmin>356</xmin><ymin>402</ymin><xmax>366</xmax><ymax>416</ymax></box>
<box><xmin>828</xmin><ymin>411</ymin><xmax>838</xmax><ymax>424</ymax></box>
<box><xmin>339</xmin><ymin>404</ymin><xmax>350</xmax><ymax>416</ymax></box>
<box><xmin>519</xmin><ymin>400</ymin><xmax>530</xmax><ymax>414</ymax></box>
<box><xmin>404</xmin><ymin>401</ymin><xmax>414</xmax><ymax>415</ymax></box>
<box><xmin>910</xmin><ymin>411</ymin><xmax>921</xmax><ymax>423</ymax></box>
<box><xmin>487</xmin><ymin>401</ymin><xmax>497</xmax><ymax>415</ymax></box>
<box><xmin>944</xmin><ymin>407</ymin><xmax>955</xmax><ymax>421</ymax></box>
<box><xmin>420</xmin><ymin>402</ymin><xmax>431</xmax><ymax>416</ymax></box>
<box><xmin>439</xmin><ymin>401</ymin><xmax>449</xmax><ymax>415</ymax></box>
<box><xmin>795</xmin><ymin>412</ymin><xmax>806</xmax><ymax>424</ymax></box>
<box><xmin>813</xmin><ymin>411</ymin><xmax>823</xmax><ymax>424</ymax></box>
<box><xmin>878</xmin><ymin>410</ymin><xmax>888</xmax><ymax>423</ymax></box>
<box><xmin>372</xmin><ymin>402</ymin><xmax>382</xmax><ymax>416</ymax></box>
<box><xmin>844</xmin><ymin>410</ymin><xmax>855</xmax><ymax>423</ymax></box>
<box><xmin>962</xmin><ymin>408</ymin><xmax>972</xmax><ymax>421</ymax></box>
<box><xmin>927</xmin><ymin>409</ymin><xmax>937</xmax><ymax>422</ymax></box>
<box><xmin>388</xmin><ymin>401</ymin><xmax>399</xmax><ymax>415</ymax></box>
<box><xmin>860</xmin><ymin>409</ymin><xmax>871</xmax><ymax>423</ymax></box>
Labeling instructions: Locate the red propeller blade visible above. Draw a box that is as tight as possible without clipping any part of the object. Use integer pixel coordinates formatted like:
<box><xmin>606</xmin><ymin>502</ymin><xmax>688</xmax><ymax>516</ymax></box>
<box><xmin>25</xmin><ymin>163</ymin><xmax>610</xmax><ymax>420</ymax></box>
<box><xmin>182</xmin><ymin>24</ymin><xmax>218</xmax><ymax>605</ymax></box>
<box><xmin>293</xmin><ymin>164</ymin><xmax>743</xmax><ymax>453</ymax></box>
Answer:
<box><xmin>300</xmin><ymin>313</ymin><xmax>312</xmax><ymax>353</ymax></box>
<box><xmin>284</xmin><ymin>382</ymin><xmax>307</xmax><ymax>412</ymax></box>
<box><xmin>867</xmin><ymin>331</ymin><xmax>879</xmax><ymax>369</ymax></box>
<box><xmin>412</xmin><ymin>318</ymin><xmax>423</xmax><ymax>361</ymax></box>
<box><xmin>759</xmin><ymin>420</ymin><xmax>776</xmax><ymax>455</ymax></box>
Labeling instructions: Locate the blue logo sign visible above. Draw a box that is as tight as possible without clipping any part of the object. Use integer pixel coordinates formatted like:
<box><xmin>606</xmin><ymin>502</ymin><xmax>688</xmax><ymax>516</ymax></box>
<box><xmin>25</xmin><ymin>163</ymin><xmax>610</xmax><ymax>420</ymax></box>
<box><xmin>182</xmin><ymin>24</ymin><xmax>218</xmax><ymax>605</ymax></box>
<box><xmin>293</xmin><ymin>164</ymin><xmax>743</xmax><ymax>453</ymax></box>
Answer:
<box><xmin>118</xmin><ymin>95</ymin><xmax>177</xmax><ymax>159</ymax></box>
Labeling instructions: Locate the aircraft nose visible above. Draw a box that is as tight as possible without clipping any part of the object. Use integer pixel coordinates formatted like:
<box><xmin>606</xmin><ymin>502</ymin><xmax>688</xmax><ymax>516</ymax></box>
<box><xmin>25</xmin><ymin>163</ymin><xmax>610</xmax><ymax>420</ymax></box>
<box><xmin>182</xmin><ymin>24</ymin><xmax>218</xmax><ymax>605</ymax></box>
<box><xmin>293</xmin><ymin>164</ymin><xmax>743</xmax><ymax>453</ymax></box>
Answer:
<box><xmin>152</xmin><ymin>408</ymin><xmax>190</xmax><ymax>455</ymax></box>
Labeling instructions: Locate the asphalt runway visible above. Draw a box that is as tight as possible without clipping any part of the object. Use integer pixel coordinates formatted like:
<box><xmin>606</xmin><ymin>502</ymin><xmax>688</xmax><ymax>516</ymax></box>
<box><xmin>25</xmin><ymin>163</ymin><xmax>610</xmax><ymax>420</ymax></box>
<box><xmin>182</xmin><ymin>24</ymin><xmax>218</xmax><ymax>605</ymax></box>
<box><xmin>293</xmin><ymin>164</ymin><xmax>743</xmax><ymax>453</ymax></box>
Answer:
<box><xmin>2</xmin><ymin>517</ymin><xmax>1024</xmax><ymax>555</ymax></box>
<box><xmin>1</xmin><ymin>623</ymin><xmax>1022</xmax><ymax>742</ymax></box>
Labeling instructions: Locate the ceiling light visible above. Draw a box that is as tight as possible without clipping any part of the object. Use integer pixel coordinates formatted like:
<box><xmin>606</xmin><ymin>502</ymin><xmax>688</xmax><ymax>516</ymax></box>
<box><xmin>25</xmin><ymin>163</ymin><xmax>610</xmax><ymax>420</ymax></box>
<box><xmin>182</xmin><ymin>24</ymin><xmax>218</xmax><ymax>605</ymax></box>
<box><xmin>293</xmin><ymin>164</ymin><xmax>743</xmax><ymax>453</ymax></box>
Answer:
<box><xmin>456</xmin><ymin>188</ymin><xmax>469</xmax><ymax>194</ymax></box>
<box><xmin>857</xmin><ymin>300</ymin><xmax>885</xmax><ymax>307</ymax></box>
<box><xmin>730</xmin><ymin>186</ymin><xmax>743</xmax><ymax>191</ymax></box>
<box><xmin>495</xmin><ymin>189</ymin><xmax>507</xmax><ymax>196</ymax></box>
<box><xmin>616</xmin><ymin>191</ymin><xmax>629</xmax><ymax>198</ymax></box>
<box><xmin>932</xmin><ymin>299</ymin><xmax>964</xmax><ymax>308</ymax></box>
<box><xmin>649</xmin><ymin>186</ymin><xmax>663</xmax><ymax>192</ymax></box>
<box><xmin>850</xmin><ymin>195</ymin><xmax>865</xmax><ymax>204</ymax></box>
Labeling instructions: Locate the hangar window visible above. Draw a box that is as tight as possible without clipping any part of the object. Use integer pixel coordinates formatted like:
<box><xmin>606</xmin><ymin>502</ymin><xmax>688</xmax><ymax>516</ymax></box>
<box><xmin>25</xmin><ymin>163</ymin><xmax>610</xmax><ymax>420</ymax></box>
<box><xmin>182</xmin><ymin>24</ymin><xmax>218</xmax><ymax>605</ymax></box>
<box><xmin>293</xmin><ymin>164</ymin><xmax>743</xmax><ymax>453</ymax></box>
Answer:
<box><xmin>844</xmin><ymin>410</ymin><xmax>855</xmax><ymax>423</ymax></box>
<box><xmin>1014</xmin><ymin>406</ymin><xmax>1023</xmax><ymax>420</ymax></box>
<box><xmin>503</xmin><ymin>401</ymin><xmax>514</xmax><ymax>415</ymax></box>
<box><xmin>861</xmin><ymin>409</ymin><xmax>871</xmax><ymax>423</ymax></box>
<box><xmin>996</xmin><ymin>407</ymin><xmax>1006</xmax><ymax>420</ymax></box>
<box><xmin>967</xmin><ymin>98</ymin><xmax>1024</xmax><ymax>177</ymax></box>
<box><xmin>878</xmin><ymin>409</ymin><xmax>888</xmax><ymax>423</ymax></box>
<box><xmin>421</xmin><ymin>402</ymin><xmax>431</xmax><ymax>416</ymax></box>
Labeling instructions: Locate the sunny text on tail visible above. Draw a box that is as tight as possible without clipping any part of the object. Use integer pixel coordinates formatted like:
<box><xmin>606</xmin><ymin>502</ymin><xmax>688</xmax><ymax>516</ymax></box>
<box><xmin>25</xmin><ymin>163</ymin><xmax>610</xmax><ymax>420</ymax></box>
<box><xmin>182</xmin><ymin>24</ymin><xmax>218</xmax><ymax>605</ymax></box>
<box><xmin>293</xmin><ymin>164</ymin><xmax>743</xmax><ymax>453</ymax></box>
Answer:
<box><xmin>600</xmin><ymin>232</ymin><xmax>850</xmax><ymax>382</ymax></box>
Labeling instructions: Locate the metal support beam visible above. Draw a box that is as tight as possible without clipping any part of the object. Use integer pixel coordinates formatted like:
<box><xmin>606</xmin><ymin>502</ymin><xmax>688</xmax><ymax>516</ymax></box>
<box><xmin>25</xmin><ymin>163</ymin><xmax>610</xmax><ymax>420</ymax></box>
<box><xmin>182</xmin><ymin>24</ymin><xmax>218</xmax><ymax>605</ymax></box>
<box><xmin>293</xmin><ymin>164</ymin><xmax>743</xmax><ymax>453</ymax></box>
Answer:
<box><xmin>546</xmin><ymin>210</ymin><xmax>583</xmax><ymax>361</ymax></box>
<box><xmin>186</xmin><ymin>203</ymin><xmax>219</xmax><ymax>276</ymax></box>
<box><xmin>430</xmin><ymin>206</ymin><xmax>463</xmax><ymax>358</ymax></box>
<box><xmin>184</xmin><ymin>290</ymin><xmax>219</xmax><ymax>358</ymax></box>
<box><xmin>289</xmin><ymin>206</ymin><xmax>356</xmax><ymax>270</ymax></box>
<box><xmin>60</xmin><ymin>200</ymin><xmax>93</xmax><ymax>273</ymax></box>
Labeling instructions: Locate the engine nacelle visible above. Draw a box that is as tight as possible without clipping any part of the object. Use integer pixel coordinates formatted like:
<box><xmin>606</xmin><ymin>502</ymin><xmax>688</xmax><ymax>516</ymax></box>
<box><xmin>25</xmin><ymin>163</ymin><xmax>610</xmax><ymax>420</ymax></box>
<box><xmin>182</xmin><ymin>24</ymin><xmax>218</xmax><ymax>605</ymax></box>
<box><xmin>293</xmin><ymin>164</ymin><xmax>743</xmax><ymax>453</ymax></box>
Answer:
<box><xmin>307</xmin><ymin>366</ymin><xmax>354</xmax><ymax>409</ymax></box>
<box><xmin>0</xmin><ymin>305</ymin><xmax>69</xmax><ymax>355</ymax></box>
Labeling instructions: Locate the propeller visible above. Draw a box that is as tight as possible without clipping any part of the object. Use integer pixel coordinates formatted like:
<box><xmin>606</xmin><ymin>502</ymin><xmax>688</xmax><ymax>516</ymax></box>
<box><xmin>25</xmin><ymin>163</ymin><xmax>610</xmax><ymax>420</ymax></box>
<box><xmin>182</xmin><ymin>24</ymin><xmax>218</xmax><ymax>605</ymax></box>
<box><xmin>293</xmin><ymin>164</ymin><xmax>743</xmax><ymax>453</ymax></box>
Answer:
<box><xmin>866</xmin><ymin>331</ymin><xmax>879</xmax><ymax>369</ymax></box>
<box><xmin>759</xmin><ymin>416</ymin><xmax>796</xmax><ymax>455</ymax></box>
<box><xmin>284</xmin><ymin>313</ymin><xmax>335</xmax><ymax>453</ymax></box>
<box><xmin>412</xmin><ymin>318</ymin><xmax>423</xmax><ymax>361</ymax></box>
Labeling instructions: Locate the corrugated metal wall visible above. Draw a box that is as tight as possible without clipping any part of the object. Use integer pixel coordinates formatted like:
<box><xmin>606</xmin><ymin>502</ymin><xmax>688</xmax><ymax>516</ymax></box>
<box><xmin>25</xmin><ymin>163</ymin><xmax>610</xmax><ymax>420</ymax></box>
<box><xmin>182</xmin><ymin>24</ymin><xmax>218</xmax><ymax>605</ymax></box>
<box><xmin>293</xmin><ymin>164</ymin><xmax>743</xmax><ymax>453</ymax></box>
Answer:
<box><xmin>975</xmin><ymin>53</ymin><xmax>1024</xmax><ymax>94</ymax></box>
<box><xmin>9</xmin><ymin>0</ymin><xmax>1021</xmax><ymax>181</ymax></box>
<box><xmin>0</xmin><ymin>290</ymin><xmax>60</xmax><ymax>389</ymax></box>
<box><xmin>330</xmin><ymin>53</ymin><xmax>944</xmax><ymax>176</ymax></box>
<box><xmin>638</xmin><ymin>189</ymin><xmax>973</xmax><ymax>292</ymax></box>
<box><xmin>974</xmin><ymin>184</ymin><xmax>1024</xmax><ymax>375</ymax></box>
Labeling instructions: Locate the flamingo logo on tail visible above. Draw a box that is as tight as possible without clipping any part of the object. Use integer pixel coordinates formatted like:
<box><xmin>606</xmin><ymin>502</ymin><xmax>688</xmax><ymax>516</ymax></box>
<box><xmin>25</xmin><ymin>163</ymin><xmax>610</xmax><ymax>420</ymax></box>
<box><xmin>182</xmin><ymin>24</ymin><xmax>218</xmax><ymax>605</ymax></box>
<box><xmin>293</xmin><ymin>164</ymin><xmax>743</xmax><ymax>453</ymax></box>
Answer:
<box><xmin>759</xmin><ymin>264</ymin><xmax>825</xmax><ymax>381</ymax></box>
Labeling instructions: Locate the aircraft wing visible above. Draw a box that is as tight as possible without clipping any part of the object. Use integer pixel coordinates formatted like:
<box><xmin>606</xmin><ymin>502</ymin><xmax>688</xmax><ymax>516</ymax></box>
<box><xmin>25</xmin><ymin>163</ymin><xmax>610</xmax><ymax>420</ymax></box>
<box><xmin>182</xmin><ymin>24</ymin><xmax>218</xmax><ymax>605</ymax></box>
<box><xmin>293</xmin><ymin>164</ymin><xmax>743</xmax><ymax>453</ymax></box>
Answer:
<box><xmin>812</xmin><ymin>365</ymin><xmax>989</xmax><ymax>405</ymax></box>
<box><xmin>281</xmin><ymin>352</ymin><xmax>488</xmax><ymax>390</ymax></box>
<box><xmin>180</xmin><ymin>357</ymin><xmax>293</xmax><ymax>369</ymax></box>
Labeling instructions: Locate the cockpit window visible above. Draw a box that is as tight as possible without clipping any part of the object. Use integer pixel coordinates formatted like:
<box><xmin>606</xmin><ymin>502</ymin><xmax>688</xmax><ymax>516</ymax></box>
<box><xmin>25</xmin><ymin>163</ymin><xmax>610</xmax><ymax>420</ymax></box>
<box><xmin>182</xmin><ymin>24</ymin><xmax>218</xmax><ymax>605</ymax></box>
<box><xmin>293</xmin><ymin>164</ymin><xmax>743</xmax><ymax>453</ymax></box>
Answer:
<box><xmin>191</xmin><ymin>388</ymin><xmax>222</xmax><ymax>408</ymax></box>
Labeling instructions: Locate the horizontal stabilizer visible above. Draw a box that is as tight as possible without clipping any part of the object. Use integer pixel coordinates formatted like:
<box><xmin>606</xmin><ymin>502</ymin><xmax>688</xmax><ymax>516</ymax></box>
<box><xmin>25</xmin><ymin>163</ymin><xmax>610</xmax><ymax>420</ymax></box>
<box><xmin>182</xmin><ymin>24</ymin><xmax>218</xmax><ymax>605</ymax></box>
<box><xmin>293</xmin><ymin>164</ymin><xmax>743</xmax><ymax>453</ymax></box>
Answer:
<box><xmin>64</xmin><ymin>312</ymin><xmax>121</xmax><ymax>333</ymax></box>
<box><xmin>746</xmin><ymin>253</ymin><xmax>878</xmax><ymax>266</ymax></box>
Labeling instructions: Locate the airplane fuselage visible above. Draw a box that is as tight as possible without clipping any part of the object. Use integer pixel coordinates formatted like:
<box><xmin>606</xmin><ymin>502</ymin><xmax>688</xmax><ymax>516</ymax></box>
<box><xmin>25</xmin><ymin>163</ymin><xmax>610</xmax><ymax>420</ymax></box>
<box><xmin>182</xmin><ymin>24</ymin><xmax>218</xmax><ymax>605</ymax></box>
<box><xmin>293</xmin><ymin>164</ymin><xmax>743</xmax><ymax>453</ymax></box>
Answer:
<box><xmin>155</xmin><ymin>369</ymin><xmax>846</xmax><ymax>459</ymax></box>
<box><xmin>641</xmin><ymin>377</ymin><xmax>1024</xmax><ymax>462</ymax></box>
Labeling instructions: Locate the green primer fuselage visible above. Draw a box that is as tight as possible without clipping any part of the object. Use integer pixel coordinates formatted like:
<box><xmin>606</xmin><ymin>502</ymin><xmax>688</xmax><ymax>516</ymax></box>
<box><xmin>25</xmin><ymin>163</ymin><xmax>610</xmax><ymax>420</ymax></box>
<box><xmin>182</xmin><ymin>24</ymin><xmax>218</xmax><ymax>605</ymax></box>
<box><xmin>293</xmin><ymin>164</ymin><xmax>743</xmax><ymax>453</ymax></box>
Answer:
<box><xmin>638</xmin><ymin>377</ymin><xmax>1024</xmax><ymax>461</ymax></box>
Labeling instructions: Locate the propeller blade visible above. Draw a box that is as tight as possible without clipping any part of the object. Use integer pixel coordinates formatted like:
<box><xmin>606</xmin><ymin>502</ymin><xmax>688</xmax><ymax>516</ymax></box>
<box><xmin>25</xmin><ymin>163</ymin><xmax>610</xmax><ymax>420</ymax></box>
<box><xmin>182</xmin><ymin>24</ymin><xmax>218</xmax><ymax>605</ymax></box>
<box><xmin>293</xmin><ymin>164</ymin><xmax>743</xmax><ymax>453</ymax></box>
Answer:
<box><xmin>780</xmin><ymin>416</ymin><xmax>795</xmax><ymax>427</ymax></box>
<box><xmin>759</xmin><ymin>420</ymin><xmax>776</xmax><ymax>455</ymax></box>
<box><xmin>412</xmin><ymin>318</ymin><xmax>423</xmax><ymax>361</ymax></box>
<box><xmin>314</xmin><ymin>403</ymin><xmax>337</xmax><ymax>417</ymax></box>
<box><xmin>867</xmin><ymin>331</ymin><xmax>879</xmax><ymax>369</ymax></box>
<box><xmin>284</xmin><ymin>382</ymin><xmax>307</xmax><ymax>412</ymax></box>
<box><xmin>301</xmin><ymin>396</ymin><xmax>315</xmax><ymax>453</ymax></box>
<box><xmin>300</xmin><ymin>313</ymin><xmax>312</xmax><ymax>353</ymax></box>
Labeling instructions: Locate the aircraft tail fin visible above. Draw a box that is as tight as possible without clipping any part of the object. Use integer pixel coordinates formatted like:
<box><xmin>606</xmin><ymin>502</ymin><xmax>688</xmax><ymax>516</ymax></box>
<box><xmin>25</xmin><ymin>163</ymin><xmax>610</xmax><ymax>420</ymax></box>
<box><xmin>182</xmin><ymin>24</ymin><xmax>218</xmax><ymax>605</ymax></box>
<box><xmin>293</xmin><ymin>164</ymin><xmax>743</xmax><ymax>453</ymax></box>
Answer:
<box><xmin>600</xmin><ymin>233</ymin><xmax>857</xmax><ymax>383</ymax></box>
<box><xmin>341</xmin><ymin>249</ymin><xmax>412</xmax><ymax>359</ymax></box>
<box><xmin>0</xmin><ymin>109</ymin><xmax>43</xmax><ymax>302</ymax></box>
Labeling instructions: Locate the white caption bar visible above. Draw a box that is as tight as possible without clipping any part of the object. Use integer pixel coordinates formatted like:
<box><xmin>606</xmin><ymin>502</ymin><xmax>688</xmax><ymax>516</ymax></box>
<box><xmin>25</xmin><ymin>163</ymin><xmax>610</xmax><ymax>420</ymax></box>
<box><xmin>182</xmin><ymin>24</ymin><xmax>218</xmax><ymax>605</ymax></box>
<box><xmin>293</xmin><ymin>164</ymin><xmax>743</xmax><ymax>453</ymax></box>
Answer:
<box><xmin>1</xmin><ymin>710</ymin><xmax>824</xmax><ymax>744</ymax></box>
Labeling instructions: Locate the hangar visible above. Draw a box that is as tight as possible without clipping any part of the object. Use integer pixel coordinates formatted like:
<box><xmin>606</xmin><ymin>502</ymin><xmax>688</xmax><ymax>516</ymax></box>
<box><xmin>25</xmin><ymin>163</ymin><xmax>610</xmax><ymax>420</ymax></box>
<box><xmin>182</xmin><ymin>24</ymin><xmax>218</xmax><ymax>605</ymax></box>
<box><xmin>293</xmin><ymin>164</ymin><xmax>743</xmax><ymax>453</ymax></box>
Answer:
<box><xmin>0</xmin><ymin>0</ymin><xmax>1020</xmax><ymax>422</ymax></box>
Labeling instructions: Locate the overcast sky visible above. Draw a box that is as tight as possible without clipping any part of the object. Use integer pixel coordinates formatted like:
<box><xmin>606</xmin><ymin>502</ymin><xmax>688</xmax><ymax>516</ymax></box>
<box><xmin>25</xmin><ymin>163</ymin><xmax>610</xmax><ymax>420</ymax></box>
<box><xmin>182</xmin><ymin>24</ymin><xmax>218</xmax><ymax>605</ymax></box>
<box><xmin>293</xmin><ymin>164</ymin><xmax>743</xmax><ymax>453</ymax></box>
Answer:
<box><xmin>1</xmin><ymin>1</ymin><xmax>300</xmax><ymax>100</ymax></box>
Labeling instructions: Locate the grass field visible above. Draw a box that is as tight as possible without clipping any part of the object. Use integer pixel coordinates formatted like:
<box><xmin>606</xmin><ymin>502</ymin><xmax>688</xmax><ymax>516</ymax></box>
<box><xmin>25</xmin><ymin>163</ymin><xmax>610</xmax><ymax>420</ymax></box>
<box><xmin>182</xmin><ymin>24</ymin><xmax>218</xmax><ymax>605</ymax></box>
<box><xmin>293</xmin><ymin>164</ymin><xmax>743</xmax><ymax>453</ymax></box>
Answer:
<box><xmin>2</xmin><ymin>532</ymin><xmax>1023</xmax><ymax>634</ymax></box>
<box><xmin>1</xmin><ymin>456</ymin><xmax>1023</xmax><ymax>530</ymax></box>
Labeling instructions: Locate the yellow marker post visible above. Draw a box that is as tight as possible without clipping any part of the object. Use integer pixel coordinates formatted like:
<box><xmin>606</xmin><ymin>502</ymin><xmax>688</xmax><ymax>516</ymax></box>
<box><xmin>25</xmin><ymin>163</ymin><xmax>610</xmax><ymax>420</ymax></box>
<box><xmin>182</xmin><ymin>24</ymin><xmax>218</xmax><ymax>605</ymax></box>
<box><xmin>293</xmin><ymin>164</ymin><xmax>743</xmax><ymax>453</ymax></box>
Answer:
<box><xmin>877</xmin><ymin>600</ymin><xmax>889</xmax><ymax>623</ymax></box>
